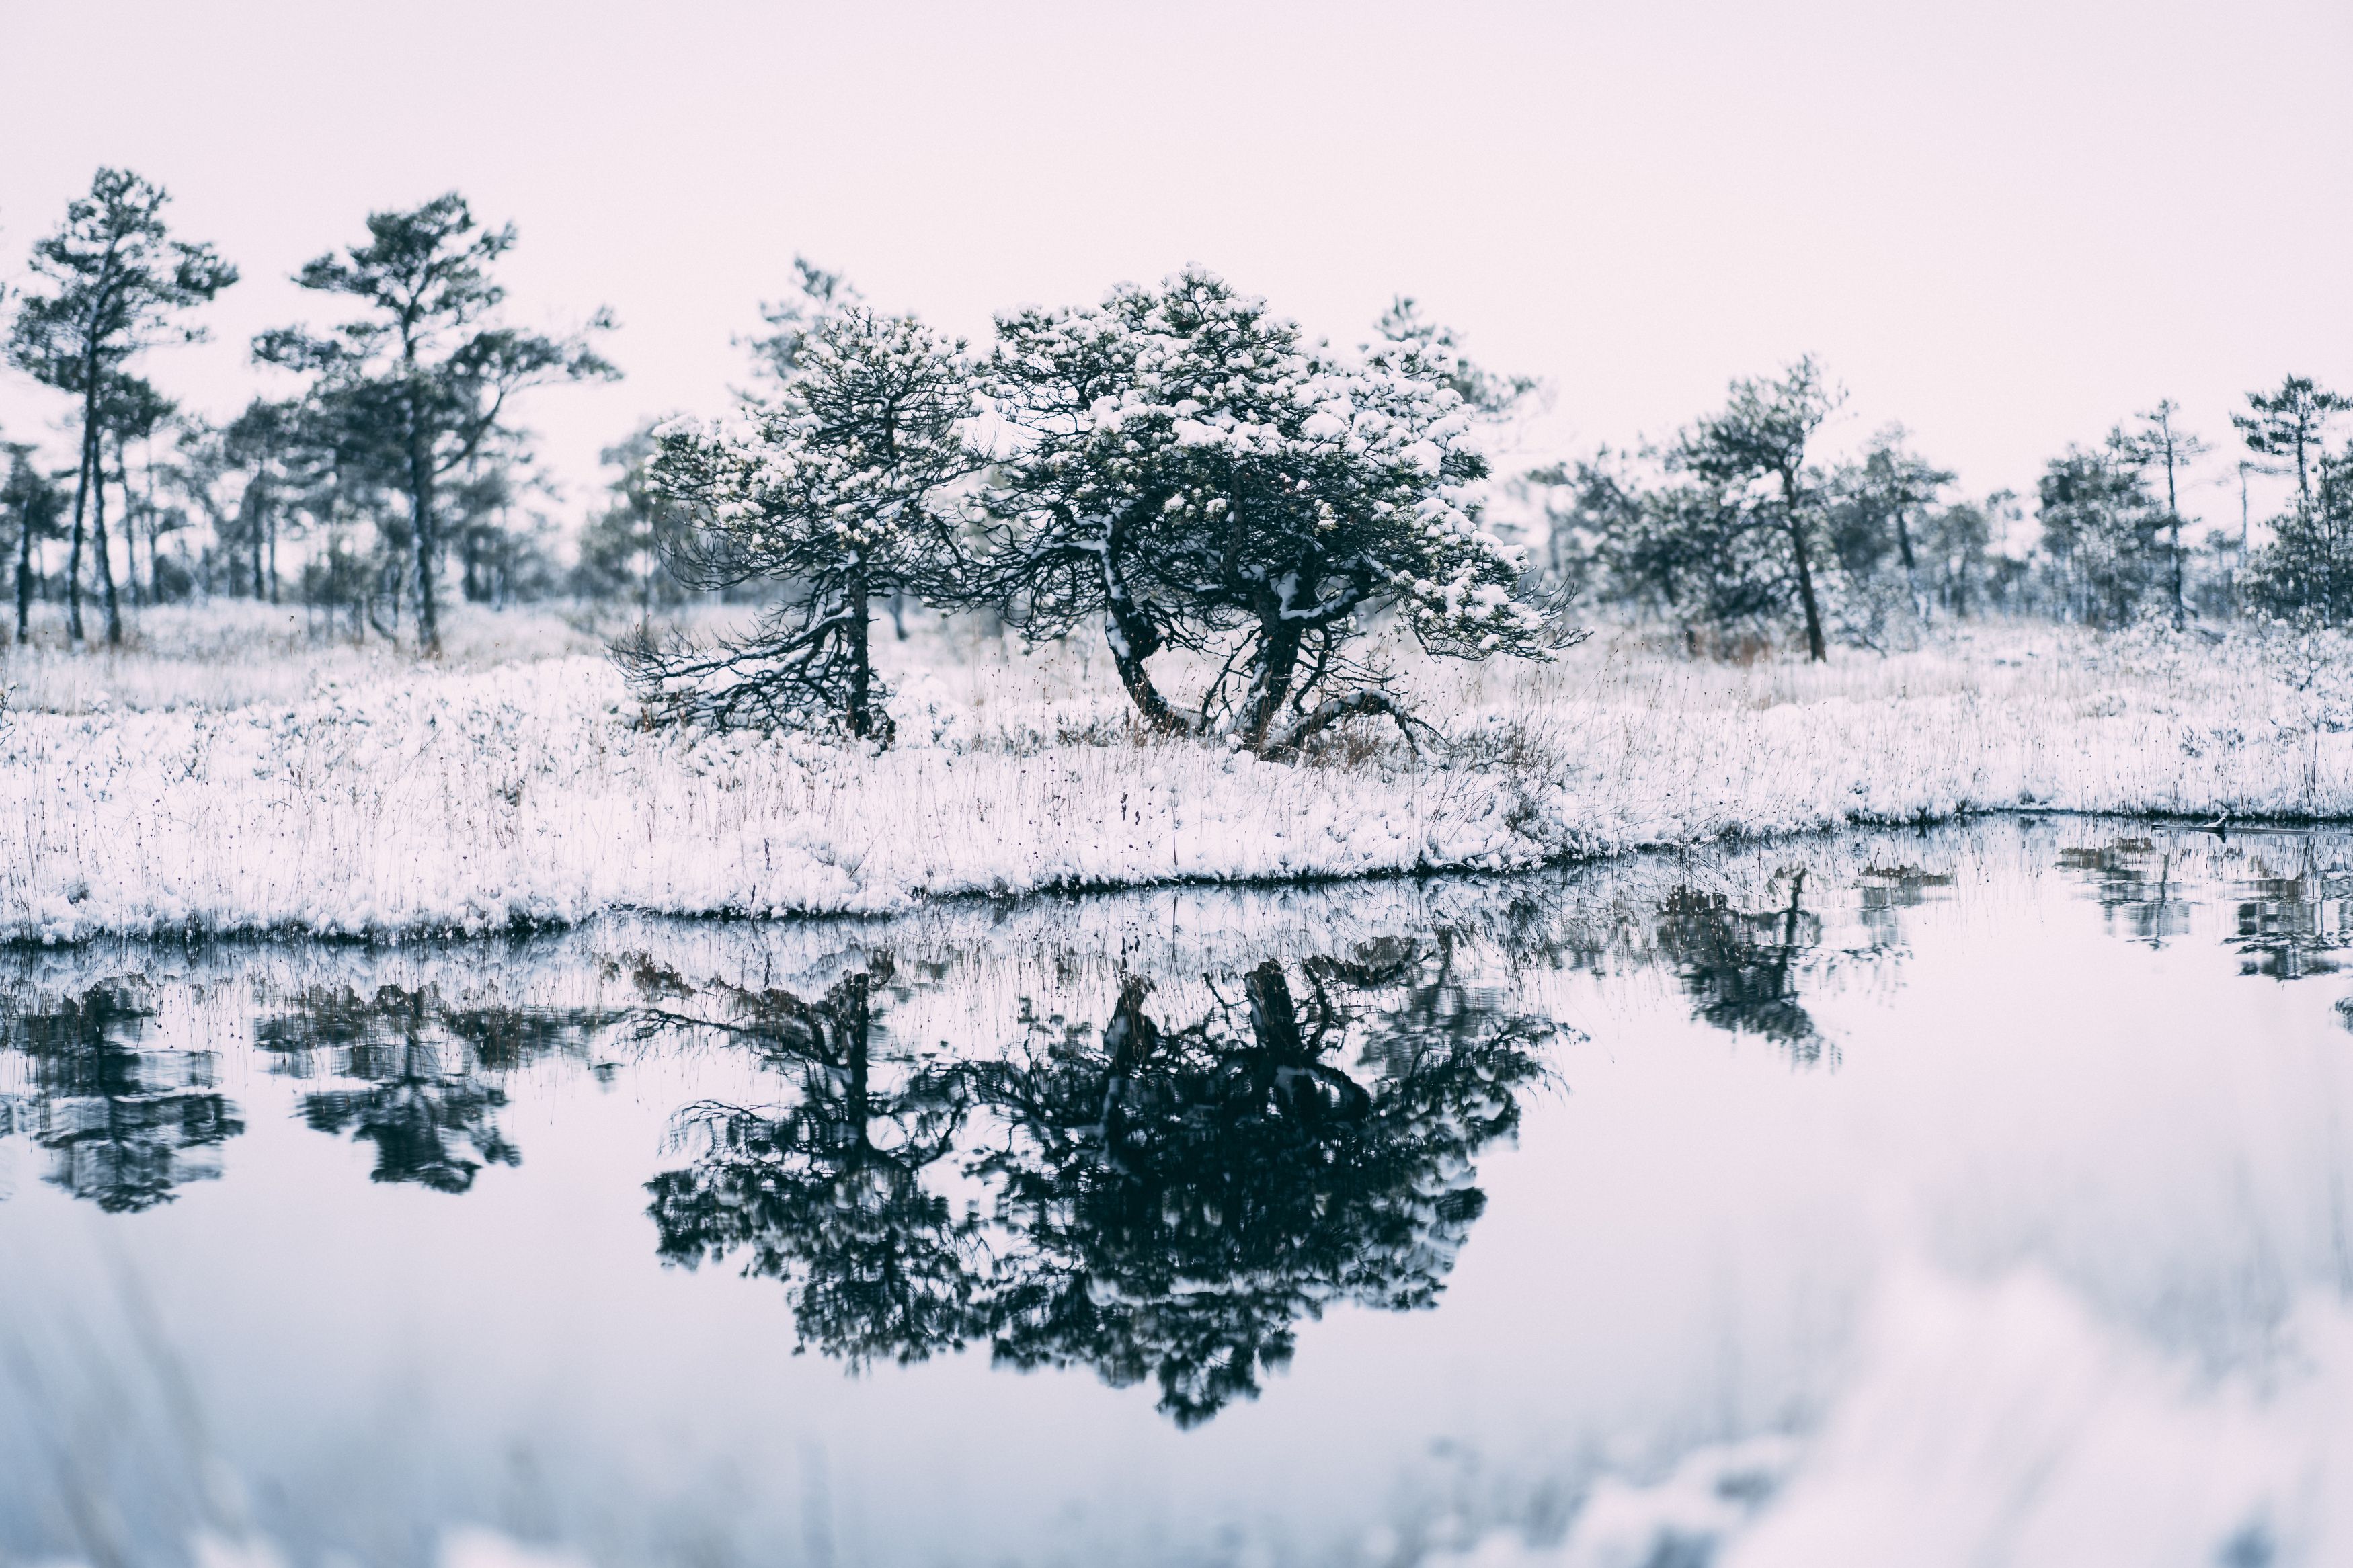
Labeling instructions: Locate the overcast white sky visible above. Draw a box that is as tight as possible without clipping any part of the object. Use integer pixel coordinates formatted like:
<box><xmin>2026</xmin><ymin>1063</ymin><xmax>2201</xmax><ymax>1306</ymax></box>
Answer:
<box><xmin>3</xmin><ymin>0</ymin><xmax>2349</xmax><ymax>536</ymax></box>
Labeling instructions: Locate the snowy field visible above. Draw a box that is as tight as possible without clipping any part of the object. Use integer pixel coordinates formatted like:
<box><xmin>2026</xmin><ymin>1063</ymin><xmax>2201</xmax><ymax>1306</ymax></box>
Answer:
<box><xmin>3</xmin><ymin>602</ymin><xmax>2348</xmax><ymax>940</ymax></box>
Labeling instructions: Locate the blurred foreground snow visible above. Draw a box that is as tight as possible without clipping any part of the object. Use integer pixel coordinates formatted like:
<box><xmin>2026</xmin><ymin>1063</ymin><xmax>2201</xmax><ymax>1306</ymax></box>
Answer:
<box><xmin>1439</xmin><ymin>1262</ymin><xmax>2351</xmax><ymax>1568</ymax></box>
<box><xmin>64</xmin><ymin>1261</ymin><xmax>2353</xmax><ymax>1568</ymax></box>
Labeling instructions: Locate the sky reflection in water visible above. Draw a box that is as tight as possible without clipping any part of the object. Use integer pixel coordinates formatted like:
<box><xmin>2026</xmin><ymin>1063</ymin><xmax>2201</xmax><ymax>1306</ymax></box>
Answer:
<box><xmin>3</xmin><ymin>819</ymin><xmax>2350</xmax><ymax>1567</ymax></box>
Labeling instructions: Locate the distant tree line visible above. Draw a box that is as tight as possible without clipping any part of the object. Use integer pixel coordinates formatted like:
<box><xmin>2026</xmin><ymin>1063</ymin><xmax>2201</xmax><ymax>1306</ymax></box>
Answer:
<box><xmin>7</xmin><ymin>165</ymin><xmax>2348</xmax><ymax>688</ymax></box>
<box><xmin>1536</xmin><ymin>361</ymin><xmax>2353</xmax><ymax>656</ymax></box>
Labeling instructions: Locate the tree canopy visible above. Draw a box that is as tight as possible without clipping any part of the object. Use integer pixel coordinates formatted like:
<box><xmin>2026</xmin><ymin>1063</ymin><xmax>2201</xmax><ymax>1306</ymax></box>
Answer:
<box><xmin>623</xmin><ymin>307</ymin><xmax>977</xmax><ymax>743</ymax></box>
<box><xmin>976</xmin><ymin>268</ymin><xmax>1566</xmax><ymax>752</ymax></box>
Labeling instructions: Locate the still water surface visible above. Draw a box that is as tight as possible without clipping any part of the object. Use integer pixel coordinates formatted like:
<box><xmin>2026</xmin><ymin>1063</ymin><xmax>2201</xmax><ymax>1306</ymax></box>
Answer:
<box><xmin>4</xmin><ymin>819</ymin><xmax>2351</xmax><ymax>1567</ymax></box>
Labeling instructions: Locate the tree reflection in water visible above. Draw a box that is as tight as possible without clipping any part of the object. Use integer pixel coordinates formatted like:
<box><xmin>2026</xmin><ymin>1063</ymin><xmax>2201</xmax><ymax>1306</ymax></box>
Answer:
<box><xmin>2229</xmin><ymin>844</ymin><xmax>2353</xmax><ymax>981</ymax></box>
<box><xmin>643</xmin><ymin>939</ymin><xmax>1554</xmax><ymax>1424</ymax></box>
<box><xmin>257</xmin><ymin>985</ymin><xmax>611</xmax><ymax>1192</ymax></box>
<box><xmin>977</xmin><ymin>946</ymin><xmax>1552</xmax><ymax>1424</ymax></box>
<box><xmin>2056</xmin><ymin>833</ymin><xmax>2353</xmax><ymax>980</ymax></box>
<box><xmin>0</xmin><ymin>979</ymin><xmax>241</xmax><ymax>1212</ymax></box>
<box><xmin>643</xmin><ymin>957</ymin><xmax>985</xmax><ymax>1367</ymax></box>
<box><xmin>1855</xmin><ymin>863</ymin><xmax>1956</xmax><ymax>950</ymax></box>
<box><xmin>15</xmin><ymin>819</ymin><xmax>2353</xmax><ymax>1251</ymax></box>
<box><xmin>2058</xmin><ymin>839</ymin><xmax>2196</xmax><ymax>948</ymax></box>
<box><xmin>1653</xmin><ymin>872</ymin><xmax>1829</xmax><ymax>1062</ymax></box>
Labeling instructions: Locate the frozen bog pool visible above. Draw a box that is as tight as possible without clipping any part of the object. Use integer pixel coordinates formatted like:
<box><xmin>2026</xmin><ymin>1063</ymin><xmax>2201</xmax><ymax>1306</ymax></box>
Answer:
<box><xmin>4</xmin><ymin>819</ymin><xmax>2352</xmax><ymax>1567</ymax></box>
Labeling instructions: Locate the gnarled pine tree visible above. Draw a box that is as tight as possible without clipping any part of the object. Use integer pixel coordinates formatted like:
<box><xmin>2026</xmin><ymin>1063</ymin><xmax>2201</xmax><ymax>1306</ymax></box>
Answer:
<box><xmin>620</xmin><ymin>308</ymin><xmax>976</xmax><ymax>746</ymax></box>
<box><xmin>979</xmin><ymin>270</ymin><xmax>1566</xmax><ymax>754</ymax></box>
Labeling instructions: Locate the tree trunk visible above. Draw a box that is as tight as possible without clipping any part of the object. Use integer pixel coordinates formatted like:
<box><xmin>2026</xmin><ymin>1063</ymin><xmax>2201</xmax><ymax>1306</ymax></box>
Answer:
<box><xmin>65</xmin><ymin>395</ymin><xmax>95</xmax><ymax>644</ymax></box>
<box><xmin>1767</xmin><ymin>871</ymin><xmax>1810</xmax><ymax>998</ymax></box>
<box><xmin>2164</xmin><ymin>448</ymin><xmax>2184</xmax><ymax>630</ymax></box>
<box><xmin>268</xmin><ymin>504</ymin><xmax>279</xmax><ymax>605</ymax></box>
<box><xmin>2237</xmin><ymin>464</ymin><xmax>2251</xmax><ymax>620</ymax></box>
<box><xmin>842</xmin><ymin>972</ymin><xmax>870</xmax><ymax>1120</ymax></box>
<box><xmin>845</xmin><ymin>565</ymin><xmax>875</xmax><ymax>740</ymax></box>
<box><xmin>1096</xmin><ymin>520</ymin><xmax>1188</xmax><ymax>733</ymax></box>
<box><xmin>1239</xmin><ymin>620</ymin><xmax>1304</xmax><ymax>751</ymax></box>
<box><xmin>1788</xmin><ymin>510</ymin><xmax>1826</xmax><ymax>663</ymax></box>
<box><xmin>409</xmin><ymin>423</ymin><xmax>441</xmax><ymax>656</ymax></box>
<box><xmin>1782</xmin><ymin>870</ymin><xmax>1807</xmax><ymax>946</ymax></box>
<box><xmin>116</xmin><ymin>441</ymin><xmax>144</xmax><ymax>613</ymax></box>
<box><xmin>411</xmin><ymin>502</ymin><xmax>438</xmax><ymax>651</ymax></box>
<box><xmin>1892</xmin><ymin>505</ymin><xmax>1925</xmax><ymax>621</ymax></box>
<box><xmin>92</xmin><ymin>451</ymin><xmax>122</xmax><ymax>646</ymax></box>
<box><xmin>140</xmin><ymin>439</ymin><xmax>163</xmax><ymax>607</ymax></box>
<box><xmin>1244</xmin><ymin>960</ymin><xmax>1303</xmax><ymax>1061</ymax></box>
<box><xmin>1243</xmin><ymin>960</ymin><xmax>1369</xmax><ymax>1119</ymax></box>
<box><xmin>2171</xmin><ymin>515</ymin><xmax>2184</xmax><ymax>628</ymax></box>
<box><xmin>13</xmin><ymin>488</ymin><xmax>33</xmax><ymax>644</ymax></box>
<box><xmin>1105</xmin><ymin>599</ymin><xmax>1187</xmax><ymax>733</ymax></box>
<box><xmin>1096</xmin><ymin>602</ymin><xmax>1186</xmax><ymax>729</ymax></box>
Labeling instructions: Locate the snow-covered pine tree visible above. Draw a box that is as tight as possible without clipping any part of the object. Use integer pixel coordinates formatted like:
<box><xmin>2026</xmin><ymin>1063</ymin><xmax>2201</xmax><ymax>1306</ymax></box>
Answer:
<box><xmin>2036</xmin><ymin>438</ymin><xmax>2164</xmax><ymax>626</ymax></box>
<box><xmin>2113</xmin><ymin>402</ymin><xmax>2207</xmax><ymax>630</ymax></box>
<box><xmin>620</xmin><ymin>307</ymin><xmax>975</xmax><ymax>746</ymax></box>
<box><xmin>743</xmin><ymin>257</ymin><xmax>862</xmax><ymax>383</ymax></box>
<box><xmin>1373</xmin><ymin>295</ymin><xmax>1539</xmax><ymax>419</ymax></box>
<box><xmin>1670</xmin><ymin>358</ymin><xmax>1843</xmax><ymax>662</ymax></box>
<box><xmin>2235</xmin><ymin>377</ymin><xmax>2353</xmax><ymax>627</ymax></box>
<box><xmin>979</xmin><ymin>268</ymin><xmax>1567</xmax><ymax>755</ymax></box>
<box><xmin>2233</xmin><ymin>376</ymin><xmax>2348</xmax><ymax>524</ymax></box>
<box><xmin>255</xmin><ymin>192</ymin><xmax>616</xmax><ymax>655</ymax></box>
<box><xmin>2245</xmin><ymin>447</ymin><xmax>2353</xmax><ymax>628</ymax></box>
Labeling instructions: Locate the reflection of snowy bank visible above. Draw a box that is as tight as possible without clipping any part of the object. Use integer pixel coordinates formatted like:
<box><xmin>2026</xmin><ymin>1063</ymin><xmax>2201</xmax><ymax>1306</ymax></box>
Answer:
<box><xmin>1441</xmin><ymin>1263</ymin><xmax>2353</xmax><ymax>1568</ymax></box>
<box><xmin>13</xmin><ymin>612</ymin><xmax>2353</xmax><ymax>939</ymax></box>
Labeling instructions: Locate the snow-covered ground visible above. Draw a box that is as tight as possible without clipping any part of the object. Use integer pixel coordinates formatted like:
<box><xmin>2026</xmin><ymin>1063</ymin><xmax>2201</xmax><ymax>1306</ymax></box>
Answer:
<box><xmin>5</xmin><ymin>602</ymin><xmax>2351</xmax><ymax>940</ymax></box>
